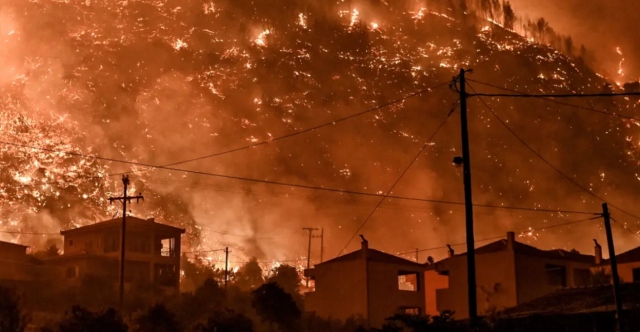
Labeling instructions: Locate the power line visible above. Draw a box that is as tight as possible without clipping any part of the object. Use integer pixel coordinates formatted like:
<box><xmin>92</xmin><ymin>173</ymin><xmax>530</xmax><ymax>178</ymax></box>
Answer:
<box><xmin>0</xmin><ymin>230</ymin><xmax>60</xmax><ymax>236</ymax></box>
<box><xmin>469</xmin><ymin>91</ymin><xmax>640</xmax><ymax>99</ymax></box>
<box><xmin>467</xmin><ymin>82</ymin><xmax>640</xmax><ymax>241</ymax></box>
<box><xmin>467</xmin><ymin>78</ymin><xmax>640</xmax><ymax>121</ymax></box>
<box><xmin>337</xmin><ymin>101</ymin><xmax>457</xmax><ymax>256</ymax></box>
<box><xmin>398</xmin><ymin>215</ymin><xmax>600</xmax><ymax>256</ymax></box>
<box><xmin>109</xmin><ymin>81</ymin><xmax>450</xmax><ymax>175</ymax></box>
<box><xmin>0</xmin><ymin>141</ymin><xmax>599</xmax><ymax>216</ymax></box>
<box><xmin>610</xmin><ymin>216</ymin><xmax>640</xmax><ymax>241</ymax></box>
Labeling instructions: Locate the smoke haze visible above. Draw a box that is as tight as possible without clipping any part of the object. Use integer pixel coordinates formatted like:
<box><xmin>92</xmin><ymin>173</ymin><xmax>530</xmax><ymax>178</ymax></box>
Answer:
<box><xmin>0</xmin><ymin>0</ymin><xmax>639</xmax><ymax>266</ymax></box>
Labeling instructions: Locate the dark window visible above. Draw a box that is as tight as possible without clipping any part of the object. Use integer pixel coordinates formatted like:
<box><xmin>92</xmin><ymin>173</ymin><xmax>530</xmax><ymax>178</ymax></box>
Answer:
<box><xmin>66</xmin><ymin>266</ymin><xmax>78</xmax><ymax>279</ymax></box>
<box><xmin>398</xmin><ymin>271</ymin><xmax>420</xmax><ymax>291</ymax></box>
<box><xmin>155</xmin><ymin>264</ymin><xmax>178</xmax><ymax>287</ymax></box>
<box><xmin>545</xmin><ymin>264</ymin><xmax>567</xmax><ymax>287</ymax></box>
<box><xmin>104</xmin><ymin>232</ymin><xmax>119</xmax><ymax>253</ymax></box>
<box><xmin>633</xmin><ymin>268</ymin><xmax>640</xmax><ymax>283</ymax></box>
<box><xmin>574</xmin><ymin>268</ymin><xmax>591</xmax><ymax>287</ymax></box>
<box><xmin>68</xmin><ymin>240</ymin><xmax>73</xmax><ymax>246</ymax></box>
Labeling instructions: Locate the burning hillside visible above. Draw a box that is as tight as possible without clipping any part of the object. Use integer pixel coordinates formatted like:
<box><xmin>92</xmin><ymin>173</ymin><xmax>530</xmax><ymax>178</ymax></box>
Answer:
<box><xmin>0</xmin><ymin>0</ymin><xmax>639</xmax><ymax>266</ymax></box>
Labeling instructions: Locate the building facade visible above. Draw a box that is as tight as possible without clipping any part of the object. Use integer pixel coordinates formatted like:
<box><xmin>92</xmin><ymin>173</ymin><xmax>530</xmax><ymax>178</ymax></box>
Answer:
<box><xmin>0</xmin><ymin>240</ymin><xmax>46</xmax><ymax>284</ymax></box>
<box><xmin>593</xmin><ymin>241</ymin><xmax>640</xmax><ymax>283</ymax></box>
<box><xmin>426</xmin><ymin>232</ymin><xmax>596</xmax><ymax>318</ymax></box>
<box><xmin>46</xmin><ymin>217</ymin><xmax>184</xmax><ymax>290</ymax></box>
<box><xmin>304</xmin><ymin>238</ymin><xmax>425</xmax><ymax>328</ymax></box>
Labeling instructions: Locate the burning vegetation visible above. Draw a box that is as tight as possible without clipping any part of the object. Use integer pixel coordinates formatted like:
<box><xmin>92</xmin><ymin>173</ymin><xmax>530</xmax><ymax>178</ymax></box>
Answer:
<box><xmin>0</xmin><ymin>0</ymin><xmax>639</xmax><ymax>270</ymax></box>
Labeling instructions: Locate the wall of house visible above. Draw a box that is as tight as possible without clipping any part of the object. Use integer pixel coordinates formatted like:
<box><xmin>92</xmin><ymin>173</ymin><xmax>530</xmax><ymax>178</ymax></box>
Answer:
<box><xmin>63</xmin><ymin>232</ymin><xmax>102</xmax><ymax>255</ymax></box>
<box><xmin>594</xmin><ymin>262</ymin><xmax>640</xmax><ymax>283</ymax></box>
<box><xmin>424</xmin><ymin>269</ymin><xmax>448</xmax><ymax>316</ymax></box>
<box><xmin>367</xmin><ymin>261</ymin><xmax>424</xmax><ymax>328</ymax></box>
<box><xmin>435</xmin><ymin>250</ymin><xmax>517</xmax><ymax>318</ymax></box>
<box><xmin>304</xmin><ymin>259</ymin><xmax>368</xmax><ymax>322</ymax></box>
<box><xmin>515</xmin><ymin>254</ymin><xmax>593</xmax><ymax>304</ymax></box>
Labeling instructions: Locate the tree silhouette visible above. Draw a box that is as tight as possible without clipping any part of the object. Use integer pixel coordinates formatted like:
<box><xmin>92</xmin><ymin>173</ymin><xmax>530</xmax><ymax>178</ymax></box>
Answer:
<box><xmin>0</xmin><ymin>286</ymin><xmax>28</xmax><ymax>332</ymax></box>
<box><xmin>502</xmin><ymin>1</ymin><xmax>515</xmax><ymax>30</ymax></box>
<box><xmin>252</xmin><ymin>282</ymin><xmax>301</xmax><ymax>332</ymax></box>
<box><xmin>267</xmin><ymin>264</ymin><xmax>300</xmax><ymax>297</ymax></box>
<box><xmin>192</xmin><ymin>309</ymin><xmax>254</xmax><ymax>332</ymax></box>
<box><xmin>235</xmin><ymin>258</ymin><xmax>264</xmax><ymax>291</ymax></box>
<box><xmin>133</xmin><ymin>303</ymin><xmax>181</xmax><ymax>332</ymax></box>
<box><xmin>47</xmin><ymin>306</ymin><xmax>127</xmax><ymax>332</ymax></box>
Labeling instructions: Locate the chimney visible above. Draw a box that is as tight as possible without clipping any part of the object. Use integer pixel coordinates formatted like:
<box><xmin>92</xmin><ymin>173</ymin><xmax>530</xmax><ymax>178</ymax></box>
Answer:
<box><xmin>594</xmin><ymin>239</ymin><xmax>602</xmax><ymax>265</ymax></box>
<box><xmin>446</xmin><ymin>244</ymin><xmax>454</xmax><ymax>258</ymax></box>
<box><xmin>359</xmin><ymin>235</ymin><xmax>368</xmax><ymax>258</ymax></box>
<box><xmin>507</xmin><ymin>231</ymin><xmax>515</xmax><ymax>250</ymax></box>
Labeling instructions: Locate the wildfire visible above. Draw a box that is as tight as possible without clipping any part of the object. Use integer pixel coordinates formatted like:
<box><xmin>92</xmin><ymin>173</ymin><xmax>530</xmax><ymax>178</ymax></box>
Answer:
<box><xmin>254</xmin><ymin>29</ymin><xmax>270</xmax><ymax>47</ymax></box>
<box><xmin>616</xmin><ymin>46</ymin><xmax>624</xmax><ymax>85</ymax></box>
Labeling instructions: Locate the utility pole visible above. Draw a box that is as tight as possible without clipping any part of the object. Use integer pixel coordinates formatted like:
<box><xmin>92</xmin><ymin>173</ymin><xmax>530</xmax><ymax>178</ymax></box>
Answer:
<box><xmin>320</xmin><ymin>228</ymin><xmax>324</xmax><ymax>263</ymax></box>
<box><xmin>224</xmin><ymin>247</ymin><xmax>229</xmax><ymax>291</ymax></box>
<box><xmin>108</xmin><ymin>175</ymin><xmax>143</xmax><ymax>306</ymax></box>
<box><xmin>415</xmin><ymin>248</ymin><xmax>419</xmax><ymax>262</ymax></box>
<box><xmin>302</xmin><ymin>227</ymin><xmax>319</xmax><ymax>287</ymax></box>
<box><xmin>602</xmin><ymin>203</ymin><xmax>623</xmax><ymax>332</ymax></box>
<box><xmin>316</xmin><ymin>228</ymin><xmax>324</xmax><ymax>263</ymax></box>
<box><xmin>454</xmin><ymin>68</ymin><xmax>478</xmax><ymax>322</ymax></box>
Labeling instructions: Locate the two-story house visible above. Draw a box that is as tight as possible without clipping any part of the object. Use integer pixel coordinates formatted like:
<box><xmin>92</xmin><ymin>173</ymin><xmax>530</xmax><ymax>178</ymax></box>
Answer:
<box><xmin>46</xmin><ymin>217</ymin><xmax>184</xmax><ymax>290</ymax></box>
<box><xmin>426</xmin><ymin>231</ymin><xmax>596</xmax><ymax>318</ymax></box>
<box><xmin>0</xmin><ymin>240</ymin><xmax>46</xmax><ymax>285</ymax></box>
<box><xmin>304</xmin><ymin>237</ymin><xmax>425</xmax><ymax>328</ymax></box>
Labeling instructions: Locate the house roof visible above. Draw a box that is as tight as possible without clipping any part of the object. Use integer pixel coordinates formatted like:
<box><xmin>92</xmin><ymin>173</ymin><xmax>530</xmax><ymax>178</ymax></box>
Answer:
<box><xmin>607</xmin><ymin>246</ymin><xmax>640</xmax><ymax>264</ymax></box>
<box><xmin>60</xmin><ymin>216</ymin><xmax>185</xmax><ymax>235</ymax></box>
<box><xmin>0</xmin><ymin>240</ymin><xmax>29</xmax><ymax>249</ymax></box>
<box><xmin>502</xmin><ymin>283</ymin><xmax>640</xmax><ymax>317</ymax></box>
<box><xmin>435</xmin><ymin>239</ymin><xmax>595</xmax><ymax>265</ymax></box>
<box><xmin>318</xmin><ymin>247</ymin><xmax>423</xmax><ymax>268</ymax></box>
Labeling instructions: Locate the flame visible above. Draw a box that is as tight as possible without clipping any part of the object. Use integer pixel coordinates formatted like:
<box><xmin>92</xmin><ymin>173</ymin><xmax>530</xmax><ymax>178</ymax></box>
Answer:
<box><xmin>255</xmin><ymin>29</ymin><xmax>270</xmax><ymax>47</ymax></box>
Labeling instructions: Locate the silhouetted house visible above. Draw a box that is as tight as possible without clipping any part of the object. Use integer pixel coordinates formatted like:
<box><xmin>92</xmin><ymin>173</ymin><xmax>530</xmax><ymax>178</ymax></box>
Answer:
<box><xmin>592</xmin><ymin>240</ymin><xmax>640</xmax><ymax>283</ymax></box>
<box><xmin>502</xmin><ymin>283</ymin><xmax>640</xmax><ymax>317</ymax></box>
<box><xmin>426</xmin><ymin>232</ymin><xmax>595</xmax><ymax>318</ymax></box>
<box><xmin>304</xmin><ymin>237</ymin><xmax>425</xmax><ymax>328</ymax></box>
<box><xmin>0</xmin><ymin>240</ymin><xmax>46</xmax><ymax>285</ymax></box>
<box><xmin>46</xmin><ymin>217</ymin><xmax>184</xmax><ymax>290</ymax></box>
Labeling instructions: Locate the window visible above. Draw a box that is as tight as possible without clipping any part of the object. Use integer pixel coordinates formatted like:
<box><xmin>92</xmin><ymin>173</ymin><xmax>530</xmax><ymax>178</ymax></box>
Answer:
<box><xmin>66</xmin><ymin>266</ymin><xmax>78</xmax><ymax>279</ymax></box>
<box><xmin>155</xmin><ymin>264</ymin><xmax>178</xmax><ymax>287</ymax></box>
<box><xmin>160</xmin><ymin>237</ymin><xmax>176</xmax><ymax>257</ymax></box>
<box><xmin>68</xmin><ymin>239</ymin><xmax>74</xmax><ymax>246</ymax></box>
<box><xmin>633</xmin><ymin>268</ymin><xmax>640</xmax><ymax>283</ymax></box>
<box><xmin>398</xmin><ymin>307</ymin><xmax>421</xmax><ymax>315</ymax></box>
<box><xmin>398</xmin><ymin>271</ymin><xmax>420</xmax><ymax>291</ymax></box>
<box><xmin>545</xmin><ymin>264</ymin><xmax>567</xmax><ymax>287</ymax></box>
<box><xmin>574</xmin><ymin>268</ymin><xmax>591</xmax><ymax>287</ymax></box>
<box><xmin>104</xmin><ymin>232</ymin><xmax>119</xmax><ymax>253</ymax></box>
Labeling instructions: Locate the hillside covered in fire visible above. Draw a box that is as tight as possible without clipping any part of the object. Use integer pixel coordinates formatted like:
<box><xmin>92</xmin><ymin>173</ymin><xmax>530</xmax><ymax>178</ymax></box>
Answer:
<box><xmin>1</xmin><ymin>0</ymin><xmax>639</xmax><ymax>263</ymax></box>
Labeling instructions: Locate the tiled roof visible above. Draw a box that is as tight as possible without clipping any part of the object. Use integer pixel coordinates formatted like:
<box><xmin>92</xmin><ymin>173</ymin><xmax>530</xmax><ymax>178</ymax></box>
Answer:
<box><xmin>438</xmin><ymin>239</ymin><xmax>595</xmax><ymax>264</ymax></box>
<box><xmin>502</xmin><ymin>283</ymin><xmax>640</xmax><ymax>317</ymax></box>
<box><xmin>319</xmin><ymin>248</ymin><xmax>423</xmax><ymax>268</ymax></box>
<box><xmin>60</xmin><ymin>216</ymin><xmax>185</xmax><ymax>235</ymax></box>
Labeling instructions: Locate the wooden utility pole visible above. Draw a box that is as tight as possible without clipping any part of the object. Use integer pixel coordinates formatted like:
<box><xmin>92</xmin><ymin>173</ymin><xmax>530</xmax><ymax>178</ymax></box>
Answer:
<box><xmin>319</xmin><ymin>228</ymin><xmax>324</xmax><ymax>263</ymax></box>
<box><xmin>108</xmin><ymin>175</ymin><xmax>143</xmax><ymax>306</ymax></box>
<box><xmin>602</xmin><ymin>203</ymin><xmax>623</xmax><ymax>332</ymax></box>
<box><xmin>312</xmin><ymin>228</ymin><xmax>324</xmax><ymax>263</ymax></box>
<box><xmin>302</xmin><ymin>227</ymin><xmax>319</xmax><ymax>286</ymax></box>
<box><xmin>224</xmin><ymin>247</ymin><xmax>229</xmax><ymax>291</ymax></box>
<box><xmin>455</xmin><ymin>68</ymin><xmax>478</xmax><ymax>321</ymax></box>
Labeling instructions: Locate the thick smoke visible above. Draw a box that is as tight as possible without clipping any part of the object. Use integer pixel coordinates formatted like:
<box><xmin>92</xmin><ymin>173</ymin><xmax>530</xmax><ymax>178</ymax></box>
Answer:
<box><xmin>0</xmin><ymin>0</ymin><xmax>639</xmax><ymax>265</ymax></box>
<box><xmin>509</xmin><ymin>0</ymin><xmax>640</xmax><ymax>80</ymax></box>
